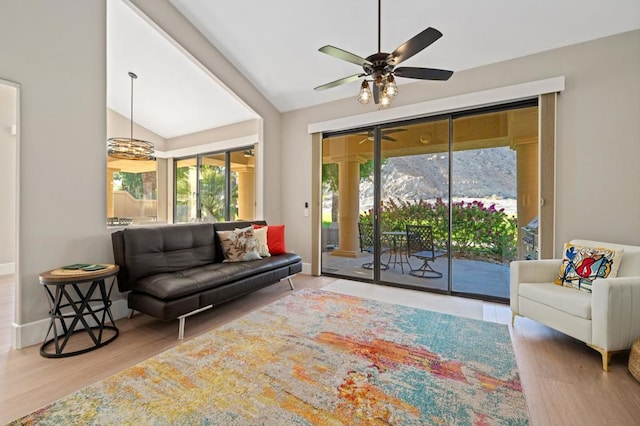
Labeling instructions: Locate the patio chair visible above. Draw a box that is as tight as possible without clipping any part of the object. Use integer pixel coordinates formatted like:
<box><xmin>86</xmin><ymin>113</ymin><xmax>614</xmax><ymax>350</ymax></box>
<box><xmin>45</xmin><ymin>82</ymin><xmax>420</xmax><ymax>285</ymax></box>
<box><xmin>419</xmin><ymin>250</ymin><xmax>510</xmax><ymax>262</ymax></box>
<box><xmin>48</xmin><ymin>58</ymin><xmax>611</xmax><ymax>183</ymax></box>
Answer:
<box><xmin>405</xmin><ymin>224</ymin><xmax>447</xmax><ymax>278</ymax></box>
<box><xmin>357</xmin><ymin>222</ymin><xmax>391</xmax><ymax>270</ymax></box>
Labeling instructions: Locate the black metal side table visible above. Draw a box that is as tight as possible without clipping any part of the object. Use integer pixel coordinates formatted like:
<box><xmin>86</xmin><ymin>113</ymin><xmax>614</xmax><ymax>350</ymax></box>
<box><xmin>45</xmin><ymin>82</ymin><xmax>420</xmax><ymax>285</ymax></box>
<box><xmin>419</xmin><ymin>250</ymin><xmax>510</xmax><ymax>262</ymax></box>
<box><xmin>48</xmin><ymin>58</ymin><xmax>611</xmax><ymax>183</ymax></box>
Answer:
<box><xmin>39</xmin><ymin>264</ymin><xmax>120</xmax><ymax>358</ymax></box>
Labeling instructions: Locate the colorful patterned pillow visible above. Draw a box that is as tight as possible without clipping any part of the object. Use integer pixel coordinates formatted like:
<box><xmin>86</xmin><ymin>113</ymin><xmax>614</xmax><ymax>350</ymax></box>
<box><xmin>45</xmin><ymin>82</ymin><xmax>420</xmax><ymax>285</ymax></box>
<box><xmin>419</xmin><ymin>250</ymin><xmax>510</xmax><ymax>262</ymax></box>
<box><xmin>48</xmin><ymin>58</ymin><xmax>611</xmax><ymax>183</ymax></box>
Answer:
<box><xmin>216</xmin><ymin>226</ymin><xmax>262</xmax><ymax>262</ymax></box>
<box><xmin>555</xmin><ymin>243</ymin><xmax>624</xmax><ymax>292</ymax></box>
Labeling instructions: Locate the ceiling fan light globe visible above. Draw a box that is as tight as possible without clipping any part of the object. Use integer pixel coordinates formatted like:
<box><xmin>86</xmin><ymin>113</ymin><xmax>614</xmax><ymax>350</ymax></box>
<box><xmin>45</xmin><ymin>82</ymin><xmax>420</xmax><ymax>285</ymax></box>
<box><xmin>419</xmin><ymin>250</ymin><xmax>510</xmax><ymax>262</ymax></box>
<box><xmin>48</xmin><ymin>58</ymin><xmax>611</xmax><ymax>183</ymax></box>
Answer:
<box><xmin>357</xmin><ymin>92</ymin><xmax>371</xmax><ymax>104</ymax></box>
<box><xmin>379</xmin><ymin>92</ymin><xmax>392</xmax><ymax>109</ymax></box>
<box><xmin>385</xmin><ymin>75</ymin><xmax>398</xmax><ymax>97</ymax></box>
<box><xmin>358</xmin><ymin>80</ymin><xmax>372</xmax><ymax>104</ymax></box>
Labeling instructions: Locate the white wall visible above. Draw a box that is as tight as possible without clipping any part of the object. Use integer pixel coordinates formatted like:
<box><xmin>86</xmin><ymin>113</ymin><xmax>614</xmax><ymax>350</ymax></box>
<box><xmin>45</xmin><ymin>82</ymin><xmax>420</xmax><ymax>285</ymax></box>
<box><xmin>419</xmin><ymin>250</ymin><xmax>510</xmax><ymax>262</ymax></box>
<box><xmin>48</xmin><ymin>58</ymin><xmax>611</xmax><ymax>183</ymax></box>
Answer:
<box><xmin>0</xmin><ymin>1</ymin><xmax>112</xmax><ymax>343</ymax></box>
<box><xmin>0</xmin><ymin>83</ymin><xmax>17</xmax><ymax>273</ymax></box>
<box><xmin>108</xmin><ymin>108</ymin><xmax>167</xmax><ymax>150</ymax></box>
<box><xmin>281</xmin><ymin>30</ymin><xmax>640</xmax><ymax>263</ymax></box>
<box><xmin>130</xmin><ymin>0</ymin><xmax>283</xmax><ymax>223</ymax></box>
<box><xmin>0</xmin><ymin>0</ymin><xmax>283</xmax><ymax>348</ymax></box>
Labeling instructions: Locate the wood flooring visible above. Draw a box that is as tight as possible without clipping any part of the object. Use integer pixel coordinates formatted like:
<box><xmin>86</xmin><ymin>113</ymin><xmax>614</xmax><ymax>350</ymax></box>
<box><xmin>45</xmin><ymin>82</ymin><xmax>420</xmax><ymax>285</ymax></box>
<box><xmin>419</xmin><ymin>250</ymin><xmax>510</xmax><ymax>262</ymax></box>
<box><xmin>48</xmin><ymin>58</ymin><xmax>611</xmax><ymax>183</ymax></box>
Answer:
<box><xmin>0</xmin><ymin>274</ymin><xmax>638</xmax><ymax>425</ymax></box>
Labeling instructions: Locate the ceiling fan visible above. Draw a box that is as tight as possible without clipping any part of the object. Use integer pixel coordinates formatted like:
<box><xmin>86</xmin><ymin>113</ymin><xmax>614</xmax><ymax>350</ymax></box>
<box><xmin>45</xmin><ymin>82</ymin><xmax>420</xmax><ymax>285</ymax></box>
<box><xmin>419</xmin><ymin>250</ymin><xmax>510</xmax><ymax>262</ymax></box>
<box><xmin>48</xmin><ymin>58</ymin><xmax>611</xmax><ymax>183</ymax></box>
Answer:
<box><xmin>314</xmin><ymin>0</ymin><xmax>453</xmax><ymax>108</ymax></box>
<box><xmin>357</xmin><ymin>128</ymin><xmax>407</xmax><ymax>144</ymax></box>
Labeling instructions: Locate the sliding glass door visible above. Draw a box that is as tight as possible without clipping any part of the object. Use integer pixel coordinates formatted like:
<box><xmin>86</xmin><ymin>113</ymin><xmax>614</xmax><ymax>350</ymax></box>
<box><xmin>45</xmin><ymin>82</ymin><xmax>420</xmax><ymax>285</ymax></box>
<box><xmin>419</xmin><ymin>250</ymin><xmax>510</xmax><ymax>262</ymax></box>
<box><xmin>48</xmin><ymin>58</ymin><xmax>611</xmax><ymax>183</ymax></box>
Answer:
<box><xmin>378</xmin><ymin>119</ymin><xmax>450</xmax><ymax>292</ymax></box>
<box><xmin>321</xmin><ymin>128</ymin><xmax>375</xmax><ymax>280</ymax></box>
<box><xmin>450</xmin><ymin>106</ymin><xmax>539</xmax><ymax>299</ymax></box>
<box><xmin>320</xmin><ymin>100</ymin><xmax>541</xmax><ymax>302</ymax></box>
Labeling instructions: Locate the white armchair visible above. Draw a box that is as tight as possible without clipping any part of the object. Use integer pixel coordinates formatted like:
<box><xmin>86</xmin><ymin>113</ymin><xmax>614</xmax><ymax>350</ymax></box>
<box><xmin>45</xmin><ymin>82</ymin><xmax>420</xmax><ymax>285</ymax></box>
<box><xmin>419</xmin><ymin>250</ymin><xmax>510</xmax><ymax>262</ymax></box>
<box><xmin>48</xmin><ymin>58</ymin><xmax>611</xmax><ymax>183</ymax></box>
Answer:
<box><xmin>510</xmin><ymin>239</ymin><xmax>640</xmax><ymax>371</ymax></box>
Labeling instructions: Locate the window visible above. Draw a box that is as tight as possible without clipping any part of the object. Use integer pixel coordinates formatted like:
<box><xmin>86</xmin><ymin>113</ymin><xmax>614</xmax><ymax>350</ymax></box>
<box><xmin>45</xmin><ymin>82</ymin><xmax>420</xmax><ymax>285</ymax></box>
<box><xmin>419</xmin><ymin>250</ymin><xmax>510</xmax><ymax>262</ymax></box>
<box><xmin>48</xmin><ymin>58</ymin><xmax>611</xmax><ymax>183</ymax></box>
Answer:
<box><xmin>107</xmin><ymin>157</ymin><xmax>157</xmax><ymax>226</ymax></box>
<box><xmin>174</xmin><ymin>146</ymin><xmax>255</xmax><ymax>222</ymax></box>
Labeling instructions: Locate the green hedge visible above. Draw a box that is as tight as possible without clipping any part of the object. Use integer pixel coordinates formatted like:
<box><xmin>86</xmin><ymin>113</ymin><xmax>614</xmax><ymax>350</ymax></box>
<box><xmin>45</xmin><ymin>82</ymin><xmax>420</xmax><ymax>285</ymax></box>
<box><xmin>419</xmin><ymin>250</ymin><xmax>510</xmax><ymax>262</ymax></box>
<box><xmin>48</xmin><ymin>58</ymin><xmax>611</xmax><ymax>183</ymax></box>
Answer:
<box><xmin>360</xmin><ymin>198</ymin><xmax>517</xmax><ymax>263</ymax></box>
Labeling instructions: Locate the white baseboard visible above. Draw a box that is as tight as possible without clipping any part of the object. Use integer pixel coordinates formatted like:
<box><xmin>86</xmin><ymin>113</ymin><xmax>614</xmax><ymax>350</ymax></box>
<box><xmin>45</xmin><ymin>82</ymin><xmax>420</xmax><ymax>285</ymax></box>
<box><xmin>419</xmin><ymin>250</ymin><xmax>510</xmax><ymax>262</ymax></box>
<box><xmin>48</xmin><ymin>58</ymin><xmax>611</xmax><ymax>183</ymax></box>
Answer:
<box><xmin>302</xmin><ymin>262</ymin><xmax>311</xmax><ymax>275</ymax></box>
<box><xmin>0</xmin><ymin>262</ymin><xmax>15</xmax><ymax>275</ymax></box>
<box><xmin>11</xmin><ymin>298</ymin><xmax>129</xmax><ymax>349</ymax></box>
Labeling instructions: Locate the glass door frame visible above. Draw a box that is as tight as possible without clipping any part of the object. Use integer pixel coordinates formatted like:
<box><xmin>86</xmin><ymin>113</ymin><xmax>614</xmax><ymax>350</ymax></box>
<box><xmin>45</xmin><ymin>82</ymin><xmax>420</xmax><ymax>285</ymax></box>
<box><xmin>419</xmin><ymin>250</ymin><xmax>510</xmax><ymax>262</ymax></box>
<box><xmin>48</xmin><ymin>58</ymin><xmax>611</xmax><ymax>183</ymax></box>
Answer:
<box><xmin>376</xmin><ymin>114</ymin><xmax>452</xmax><ymax>294</ymax></box>
<box><xmin>448</xmin><ymin>100</ymin><xmax>538</xmax><ymax>302</ymax></box>
<box><xmin>321</xmin><ymin>98</ymin><xmax>542</xmax><ymax>303</ymax></box>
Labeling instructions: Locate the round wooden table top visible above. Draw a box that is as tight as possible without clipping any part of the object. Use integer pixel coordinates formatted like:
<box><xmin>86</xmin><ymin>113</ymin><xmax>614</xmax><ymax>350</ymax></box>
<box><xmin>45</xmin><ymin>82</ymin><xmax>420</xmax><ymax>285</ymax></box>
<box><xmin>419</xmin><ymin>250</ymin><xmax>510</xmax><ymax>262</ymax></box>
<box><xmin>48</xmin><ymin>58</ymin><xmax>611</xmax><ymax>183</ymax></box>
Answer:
<box><xmin>39</xmin><ymin>264</ymin><xmax>119</xmax><ymax>284</ymax></box>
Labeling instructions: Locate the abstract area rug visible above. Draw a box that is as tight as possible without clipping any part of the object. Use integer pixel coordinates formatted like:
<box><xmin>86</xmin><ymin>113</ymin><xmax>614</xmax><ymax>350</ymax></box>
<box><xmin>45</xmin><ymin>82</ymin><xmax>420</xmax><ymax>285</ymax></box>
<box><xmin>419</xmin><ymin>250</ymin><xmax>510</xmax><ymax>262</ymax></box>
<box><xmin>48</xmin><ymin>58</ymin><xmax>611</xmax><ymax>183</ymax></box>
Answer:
<box><xmin>13</xmin><ymin>290</ymin><xmax>529</xmax><ymax>425</ymax></box>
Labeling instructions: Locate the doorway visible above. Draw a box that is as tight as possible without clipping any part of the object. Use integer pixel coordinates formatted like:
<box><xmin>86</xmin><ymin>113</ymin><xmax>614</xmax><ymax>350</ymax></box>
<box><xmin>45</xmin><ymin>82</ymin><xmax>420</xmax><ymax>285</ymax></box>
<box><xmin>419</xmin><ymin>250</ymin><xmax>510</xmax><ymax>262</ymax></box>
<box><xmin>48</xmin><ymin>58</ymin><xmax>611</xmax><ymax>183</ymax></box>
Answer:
<box><xmin>0</xmin><ymin>79</ymin><xmax>18</xmax><ymax>348</ymax></box>
<box><xmin>321</xmin><ymin>100</ymin><xmax>541</xmax><ymax>301</ymax></box>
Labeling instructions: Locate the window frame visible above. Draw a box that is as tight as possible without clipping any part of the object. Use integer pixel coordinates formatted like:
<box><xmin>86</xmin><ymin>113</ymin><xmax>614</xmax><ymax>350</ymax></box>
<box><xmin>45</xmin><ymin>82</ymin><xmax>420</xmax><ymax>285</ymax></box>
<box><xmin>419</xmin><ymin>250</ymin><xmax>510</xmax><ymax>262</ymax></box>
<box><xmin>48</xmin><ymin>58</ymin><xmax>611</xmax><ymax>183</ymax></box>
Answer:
<box><xmin>173</xmin><ymin>145</ymin><xmax>255</xmax><ymax>223</ymax></box>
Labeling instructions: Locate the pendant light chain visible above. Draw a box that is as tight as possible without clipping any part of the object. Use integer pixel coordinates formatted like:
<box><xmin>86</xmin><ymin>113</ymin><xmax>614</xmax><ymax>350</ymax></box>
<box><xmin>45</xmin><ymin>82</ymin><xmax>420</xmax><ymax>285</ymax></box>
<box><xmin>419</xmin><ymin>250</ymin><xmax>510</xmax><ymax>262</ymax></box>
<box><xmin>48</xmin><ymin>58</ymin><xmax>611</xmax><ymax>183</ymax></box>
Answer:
<box><xmin>129</xmin><ymin>72</ymin><xmax>136</xmax><ymax>140</ymax></box>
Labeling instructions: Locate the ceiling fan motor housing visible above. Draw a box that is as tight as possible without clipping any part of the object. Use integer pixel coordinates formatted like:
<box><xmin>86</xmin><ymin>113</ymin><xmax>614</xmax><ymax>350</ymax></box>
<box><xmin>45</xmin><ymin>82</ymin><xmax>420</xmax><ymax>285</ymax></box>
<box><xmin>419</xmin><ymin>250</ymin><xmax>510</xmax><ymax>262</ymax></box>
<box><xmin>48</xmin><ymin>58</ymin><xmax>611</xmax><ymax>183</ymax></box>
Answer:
<box><xmin>364</xmin><ymin>52</ymin><xmax>395</xmax><ymax>80</ymax></box>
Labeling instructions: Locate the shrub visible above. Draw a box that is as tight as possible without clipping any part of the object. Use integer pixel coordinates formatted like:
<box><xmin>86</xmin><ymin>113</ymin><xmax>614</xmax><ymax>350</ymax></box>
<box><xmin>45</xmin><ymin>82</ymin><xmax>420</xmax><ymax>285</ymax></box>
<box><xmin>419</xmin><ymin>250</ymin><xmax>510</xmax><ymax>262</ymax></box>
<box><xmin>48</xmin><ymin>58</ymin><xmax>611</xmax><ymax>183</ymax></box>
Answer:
<box><xmin>360</xmin><ymin>198</ymin><xmax>518</xmax><ymax>263</ymax></box>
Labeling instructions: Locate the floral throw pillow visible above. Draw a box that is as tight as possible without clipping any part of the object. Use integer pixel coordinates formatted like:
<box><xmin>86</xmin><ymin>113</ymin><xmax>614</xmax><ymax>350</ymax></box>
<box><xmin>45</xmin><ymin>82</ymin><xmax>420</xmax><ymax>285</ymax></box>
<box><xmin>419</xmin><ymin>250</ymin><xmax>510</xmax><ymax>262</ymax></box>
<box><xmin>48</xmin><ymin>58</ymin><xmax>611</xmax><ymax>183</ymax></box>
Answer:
<box><xmin>216</xmin><ymin>226</ymin><xmax>262</xmax><ymax>263</ymax></box>
<box><xmin>555</xmin><ymin>243</ymin><xmax>624</xmax><ymax>293</ymax></box>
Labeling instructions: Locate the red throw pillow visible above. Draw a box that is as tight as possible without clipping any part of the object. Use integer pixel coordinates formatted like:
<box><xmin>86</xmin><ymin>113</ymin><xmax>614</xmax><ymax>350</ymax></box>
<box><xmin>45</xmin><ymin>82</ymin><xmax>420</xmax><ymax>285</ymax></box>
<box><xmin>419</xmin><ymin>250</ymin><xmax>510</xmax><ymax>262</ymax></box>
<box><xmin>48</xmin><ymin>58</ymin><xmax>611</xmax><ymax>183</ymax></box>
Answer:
<box><xmin>253</xmin><ymin>224</ymin><xmax>287</xmax><ymax>255</ymax></box>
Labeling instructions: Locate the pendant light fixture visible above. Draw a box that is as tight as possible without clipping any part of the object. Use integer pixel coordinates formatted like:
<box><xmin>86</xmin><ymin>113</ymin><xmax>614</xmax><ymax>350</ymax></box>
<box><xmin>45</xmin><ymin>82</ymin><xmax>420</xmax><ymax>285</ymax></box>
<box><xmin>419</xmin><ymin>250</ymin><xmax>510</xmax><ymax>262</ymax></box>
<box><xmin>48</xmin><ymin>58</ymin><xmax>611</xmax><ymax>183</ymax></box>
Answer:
<box><xmin>107</xmin><ymin>72</ymin><xmax>155</xmax><ymax>160</ymax></box>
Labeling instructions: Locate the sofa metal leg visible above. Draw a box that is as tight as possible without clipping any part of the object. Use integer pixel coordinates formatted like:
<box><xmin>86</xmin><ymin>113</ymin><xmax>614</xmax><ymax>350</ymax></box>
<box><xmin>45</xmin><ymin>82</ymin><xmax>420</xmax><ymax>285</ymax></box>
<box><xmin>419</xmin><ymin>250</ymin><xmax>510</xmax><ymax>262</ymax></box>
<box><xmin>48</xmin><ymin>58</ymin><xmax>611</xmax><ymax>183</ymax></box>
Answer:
<box><xmin>177</xmin><ymin>305</ymin><xmax>214</xmax><ymax>340</ymax></box>
<box><xmin>128</xmin><ymin>309</ymin><xmax>135</xmax><ymax>319</ymax></box>
<box><xmin>288</xmin><ymin>277</ymin><xmax>295</xmax><ymax>290</ymax></box>
<box><xmin>178</xmin><ymin>317</ymin><xmax>186</xmax><ymax>340</ymax></box>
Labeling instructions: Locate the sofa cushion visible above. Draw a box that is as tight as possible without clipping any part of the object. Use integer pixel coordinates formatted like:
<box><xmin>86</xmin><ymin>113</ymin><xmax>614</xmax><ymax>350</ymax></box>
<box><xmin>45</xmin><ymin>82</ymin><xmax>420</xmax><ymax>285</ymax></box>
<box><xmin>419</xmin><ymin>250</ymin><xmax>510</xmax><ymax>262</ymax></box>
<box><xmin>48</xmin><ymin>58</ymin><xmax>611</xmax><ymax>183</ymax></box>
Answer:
<box><xmin>254</xmin><ymin>224</ymin><xmax>287</xmax><ymax>255</ymax></box>
<box><xmin>555</xmin><ymin>243</ymin><xmax>623</xmax><ymax>293</ymax></box>
<box><xmin>213</xmin><ymin>221</ymin><xmax>267</xmax><ymax>262</ymax></box>
<box><xmin>123</xmin><ymin>223</ymin><xmax>217</xmax><ymax>283</ymax></box>
<box><xmin>520</xmin><ymin>282</ymin><xmax>592</xmax><ymax>319</ymax></box>
<box><xmin>216</xmin><ymin>226</ymin><xmax>261</xmax><ymax>262</ymax></box>
<box><xmin>130</xmin><ymin>253</ymin><xmax>302</xmax><ymax>300</ymax></box>
<box><xmin>252</xmin><ymin>226</ymin><xmax>270</xmax><ymax>257</ymax></box>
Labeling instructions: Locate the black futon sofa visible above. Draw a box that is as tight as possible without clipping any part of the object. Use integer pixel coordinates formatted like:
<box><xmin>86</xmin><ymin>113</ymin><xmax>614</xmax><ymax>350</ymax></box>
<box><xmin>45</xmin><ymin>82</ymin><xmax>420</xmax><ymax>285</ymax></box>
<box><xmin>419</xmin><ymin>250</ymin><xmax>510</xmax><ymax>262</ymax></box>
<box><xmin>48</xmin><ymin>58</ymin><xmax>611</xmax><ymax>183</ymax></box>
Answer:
<box><xmin>111</xmin><ymin>221</ymin><xmax>302</xmax><ymax>338</ymax></box>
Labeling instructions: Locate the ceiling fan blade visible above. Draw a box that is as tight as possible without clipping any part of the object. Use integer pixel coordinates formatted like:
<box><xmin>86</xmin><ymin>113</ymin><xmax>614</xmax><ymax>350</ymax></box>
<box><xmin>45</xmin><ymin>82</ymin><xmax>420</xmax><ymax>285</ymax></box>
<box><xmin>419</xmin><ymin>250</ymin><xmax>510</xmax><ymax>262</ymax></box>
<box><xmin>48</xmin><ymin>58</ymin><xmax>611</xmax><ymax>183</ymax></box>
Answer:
<box><xmin>318</xmin><ymin>45</ymin><xmax>373</xmax><ymax>67</ymax></box>
<box><xmin>394</xmin><ymin>67</ymin><xmax>453</xmax><ymax>81</ymax></box>
<box><xmin>358</xmin><ymin>137</ymin><xmax>369</xmax><ymax>144</ymax></box>
<box><xmin>373</xmin><ymin>84</ymin><xmax>380</xmax><ymax>104</ymax></box>
<box><xmin>382</xmin><ymin>135</ymin><xmax>397</xmax><ymax>142</ymax></box>
<box><xmin>314</xmin><ymin>74</ymin><xmax>364</xmax><ymax>91</ymax></box>
<box><xmin>388</xmin><ymin>27</ymin><xmax>443</xmax><ymax>66</ymax></box>
<box><xmin>383</xmin><ymin>128</ymin><xmax>407</xmax><ymax>135</ymax></box>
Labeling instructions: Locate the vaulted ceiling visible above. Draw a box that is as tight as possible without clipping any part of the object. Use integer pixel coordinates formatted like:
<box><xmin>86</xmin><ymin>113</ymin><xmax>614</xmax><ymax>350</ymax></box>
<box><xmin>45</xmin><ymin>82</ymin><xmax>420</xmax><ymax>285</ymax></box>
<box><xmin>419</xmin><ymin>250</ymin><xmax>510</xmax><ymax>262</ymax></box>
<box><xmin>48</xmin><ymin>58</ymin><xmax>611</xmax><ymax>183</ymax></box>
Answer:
<box><xmin>108</xmin><ymin>0</ymin><xmax>640</xmax><ymax>138</ymax></box>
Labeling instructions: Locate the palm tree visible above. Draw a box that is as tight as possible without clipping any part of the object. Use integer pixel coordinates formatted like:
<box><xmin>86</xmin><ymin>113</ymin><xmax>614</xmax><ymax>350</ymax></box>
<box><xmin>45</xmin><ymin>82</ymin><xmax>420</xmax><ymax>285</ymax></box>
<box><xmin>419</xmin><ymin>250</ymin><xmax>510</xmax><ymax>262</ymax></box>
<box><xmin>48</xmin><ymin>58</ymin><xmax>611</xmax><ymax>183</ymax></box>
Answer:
<box><xmin>199</xmin><ymin>165</ymin><xmax>226</xmax><ymax>221</ymax></box>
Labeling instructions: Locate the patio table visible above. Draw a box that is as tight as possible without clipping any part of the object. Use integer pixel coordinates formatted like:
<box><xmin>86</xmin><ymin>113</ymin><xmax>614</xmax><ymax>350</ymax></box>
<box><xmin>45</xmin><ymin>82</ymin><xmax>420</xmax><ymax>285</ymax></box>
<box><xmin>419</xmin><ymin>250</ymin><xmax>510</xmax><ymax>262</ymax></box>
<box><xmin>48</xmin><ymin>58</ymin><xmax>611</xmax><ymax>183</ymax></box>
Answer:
<box><xmin>383</xmin><ymin>231</ymin><xmax>410</xmax><ymax>273</ymax></box>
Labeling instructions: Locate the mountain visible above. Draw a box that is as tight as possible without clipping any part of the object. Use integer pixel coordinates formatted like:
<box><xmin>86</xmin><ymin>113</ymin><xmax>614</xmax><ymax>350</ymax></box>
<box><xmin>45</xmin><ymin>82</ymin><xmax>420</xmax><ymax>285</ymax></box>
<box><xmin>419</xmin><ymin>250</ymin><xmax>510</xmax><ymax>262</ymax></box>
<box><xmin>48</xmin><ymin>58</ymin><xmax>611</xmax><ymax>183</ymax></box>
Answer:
<box><xmin>360</xmin><ymin>147</ymin><xmax>516</xmax><ymax>208</ymax></box>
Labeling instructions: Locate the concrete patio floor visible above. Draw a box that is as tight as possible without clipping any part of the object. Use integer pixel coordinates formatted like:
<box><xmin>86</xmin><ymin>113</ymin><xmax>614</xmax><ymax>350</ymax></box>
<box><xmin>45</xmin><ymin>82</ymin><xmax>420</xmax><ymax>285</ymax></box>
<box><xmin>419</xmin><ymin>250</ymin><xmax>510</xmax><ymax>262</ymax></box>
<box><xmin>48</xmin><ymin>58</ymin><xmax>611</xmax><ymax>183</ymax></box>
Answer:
<box><xmin>321</xmin><ymin>250</ymin><xmax>511</xmax><ymax>300</ymax></box>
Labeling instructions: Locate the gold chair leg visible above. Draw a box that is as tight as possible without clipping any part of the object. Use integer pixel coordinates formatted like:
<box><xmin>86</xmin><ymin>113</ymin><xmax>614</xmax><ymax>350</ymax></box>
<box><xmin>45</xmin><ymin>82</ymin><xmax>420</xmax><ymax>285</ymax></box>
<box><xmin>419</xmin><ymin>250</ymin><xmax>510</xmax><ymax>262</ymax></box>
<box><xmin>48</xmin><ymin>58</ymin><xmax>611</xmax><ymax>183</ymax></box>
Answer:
<box><xmin>587</xmin><ymin>344</ymin><xmax>624</xmax><ymax>372</ymax></box>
